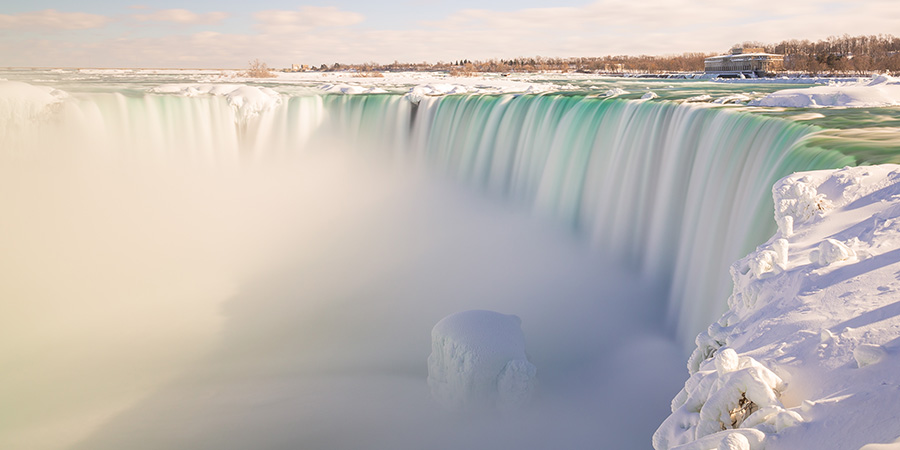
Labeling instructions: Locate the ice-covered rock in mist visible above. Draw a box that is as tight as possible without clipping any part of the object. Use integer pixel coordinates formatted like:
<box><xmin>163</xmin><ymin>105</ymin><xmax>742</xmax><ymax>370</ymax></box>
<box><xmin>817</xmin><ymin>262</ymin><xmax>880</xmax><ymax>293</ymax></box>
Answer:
<box><xmin>427</xmin><ymin>310</ymin><xmax>536</xmax><ymax>412</ymax></box>
<box><xmin>641</xmin><ymin>91</ymin><xmax>659</xmax><ymax>100</ymax></box>
<box><xmin>604</xmin><ymin>87</ymin><xmax>629</xmax><ymax>97</ymax></box>
<box><xmin>658</xmin><ymin>165</ymin><xmax>900</xmax><ymax>450</ymax></box>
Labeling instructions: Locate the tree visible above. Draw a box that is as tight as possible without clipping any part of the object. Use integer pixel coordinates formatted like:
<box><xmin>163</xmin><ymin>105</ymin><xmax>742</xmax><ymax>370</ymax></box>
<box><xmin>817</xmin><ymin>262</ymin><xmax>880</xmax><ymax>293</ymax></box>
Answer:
<box><xmin>244</xmin><ymin>59</ymin><xmax>276</xmax><ymax>78</ymax></box>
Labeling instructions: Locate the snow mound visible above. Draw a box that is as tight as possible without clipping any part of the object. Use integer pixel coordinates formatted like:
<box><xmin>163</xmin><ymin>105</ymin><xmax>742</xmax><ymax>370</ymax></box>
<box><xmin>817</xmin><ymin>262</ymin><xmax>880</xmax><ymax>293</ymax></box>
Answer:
<box><xmin>406</xmin><ymin>84</ymin><xmax>472</xmax><ymax>104</ymax></box>
<box><xmin>641</xmin><ymin>91</ymin><xmax>659</xmax><ymax>100</ymax></box>
<box><xmin>714</xmin><ymin>94</ymin><xmax>752</xmax><ymax>105</ymax></box>
<box><xmin>427</xmin><ymin>310</ymin><xmax>536</xmax><ymax>412</ymax></box>
<box><xmin>751</xmin><ymin>74</ymin><xmax>900</xmax><ymax>108</ymax></box>
<box><xmin>605</xmin><ymin>87</ymin><xmax>629</xmax><ymax>97</ymax></box>
<box><xmin>654</xmin><ymin>347</ymin><xmax>798</xmax><ymax>450</ymax></box>
<box><xmin>148</xmin><ymin>84</ymin><xmax>282</xmax><ymax>124</ymax></box>
<box><xmin>0</xmin><ymin>81</ymin><xmax>69</xmax><ymax>140</ymax></box>
<box><xmin>658</xmin><ymin>165</ymin><xmax>900</xmax><ymax>450</ymax></box>
<box><xmin>685</xmin><ymin>94</ymin><xmax>714</xmax><ymax>103</ymax></box>
<box><xmin>318</xmin><ymin>84</ymin><xmax>388</xmax><ymax>94</ymax></box>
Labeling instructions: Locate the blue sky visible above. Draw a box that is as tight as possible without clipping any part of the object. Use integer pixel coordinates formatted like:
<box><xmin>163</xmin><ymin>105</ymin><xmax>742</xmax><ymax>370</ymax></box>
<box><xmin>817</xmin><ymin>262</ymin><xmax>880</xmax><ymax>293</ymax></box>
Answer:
<box><xmin>1</xmin><ymin>1</ymin><xmax>897</xmax><ymax>68</ymax></box>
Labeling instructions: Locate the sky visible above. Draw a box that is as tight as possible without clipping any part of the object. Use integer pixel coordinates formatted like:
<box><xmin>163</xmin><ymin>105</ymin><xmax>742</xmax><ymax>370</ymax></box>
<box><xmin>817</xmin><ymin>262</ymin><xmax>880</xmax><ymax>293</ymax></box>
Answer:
<box><xmin>0</xmin><ymin>0</ymin><xmax>898</xmax><ymax>68</ymax></box>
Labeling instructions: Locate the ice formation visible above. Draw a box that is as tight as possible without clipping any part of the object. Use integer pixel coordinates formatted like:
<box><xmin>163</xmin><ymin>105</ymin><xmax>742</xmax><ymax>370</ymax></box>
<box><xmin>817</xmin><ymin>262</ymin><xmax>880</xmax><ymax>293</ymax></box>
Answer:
<box><xmin>751</xmin><ymin>74</ymin><xmax>900</xmax><ymax>108</ymax></box>
<box><xmin>0</xmin><ymin>80</ymin><xmax>67</xmax><ymax>129</ymax></box>
<box><xmin>656</xmin><ymin>165</ymin><xmax>900</xmax><ymax>450</ymax></box>
<box><xmin>148</xmin><ymin>84</ymin><xmax>282</xmax><ymax>124</ymax></box>
<box><xmin>427</xmin><ymin>310</ymin><xmax>537</xmax><ymax>412</ymax></box>
<box><xmin>318</xmin><ymin>83</ymin><xmax>389</xmax><ymax>94</ymax></box>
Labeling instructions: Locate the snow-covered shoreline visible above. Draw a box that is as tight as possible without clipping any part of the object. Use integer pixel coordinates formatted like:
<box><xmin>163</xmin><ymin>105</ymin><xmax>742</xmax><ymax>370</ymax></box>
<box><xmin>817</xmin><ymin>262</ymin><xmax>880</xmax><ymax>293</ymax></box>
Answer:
<box><xmin>655</xmin><ymin>165</ymin><xmax>900</xmax><ymax>450</ymax></box>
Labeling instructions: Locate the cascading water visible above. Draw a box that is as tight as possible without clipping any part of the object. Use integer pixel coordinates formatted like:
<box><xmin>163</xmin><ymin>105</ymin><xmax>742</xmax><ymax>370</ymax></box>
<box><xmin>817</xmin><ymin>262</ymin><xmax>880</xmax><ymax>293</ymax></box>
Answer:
<box><xmin>256</xmin><ymin>92</ymin><xmax>854</xmax><ymax>343</ymax></box>
<box><xmin>400</xmin><ymin>94</ymin><xmax>854</xmax><ymax>344</ymax></box>
<box><xmin>5</xmin><ymin>87</ymin><xmax>856</xmax><ymax>344</ymax></box>
<box><xmin>1</xmin><ymin>82</ymin><xmax>862</xmax><ymax>449</ymax></box>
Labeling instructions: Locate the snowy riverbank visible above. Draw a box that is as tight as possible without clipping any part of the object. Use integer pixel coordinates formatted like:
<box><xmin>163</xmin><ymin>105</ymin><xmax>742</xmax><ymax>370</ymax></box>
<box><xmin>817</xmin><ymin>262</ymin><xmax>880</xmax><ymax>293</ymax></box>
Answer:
<box><xmin>655</xmin><ymin>165</ymin><xmax>900</xmax><ymax>450</ymax></box>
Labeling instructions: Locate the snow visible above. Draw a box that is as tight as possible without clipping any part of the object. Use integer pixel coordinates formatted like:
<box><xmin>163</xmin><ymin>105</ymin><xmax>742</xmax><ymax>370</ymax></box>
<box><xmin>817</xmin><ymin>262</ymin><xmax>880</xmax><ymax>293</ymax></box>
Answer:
<box><xmin>685</xmin><ymin>94</ymin><xmax>714</xmax><ymax>103</ymax></box>
<box><xmin>427</xmin><ymin>310</ymin><xmax>537</xmax><ymax>412</ymax></box>
<box><xmin>656</xmin><ymin>165</ymin><xmax>900</xmax><ymax>450</ymax></box>
<box><xmin>751</xmin><ymin>75</ymin><xmax>900</xmax><ymax>108</ymax></box>
<box><xmin>713</xmin><ymin>94</ymin><xmax>753</xmax><ymax>105</ymax></box>
<box><xmin>148</xmin><ymin>83</ymin><xmax>282</xmax><ymax>123</ymax></box>
<box><xmin>0</xmin><ymin>80</ymin><xmax>67</xmax><ymax>123</ymax></box>
<box><xmin>318</xmin><ymin>83</ymin><xmax>388</xmax><ymax>94</ymax></box>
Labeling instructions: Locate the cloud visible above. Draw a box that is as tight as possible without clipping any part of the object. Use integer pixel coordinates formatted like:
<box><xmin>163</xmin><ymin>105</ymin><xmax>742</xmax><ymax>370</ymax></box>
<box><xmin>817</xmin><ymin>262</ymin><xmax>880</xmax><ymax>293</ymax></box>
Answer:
<box><xmin>2</xmin><ymin>1</ymin><xmax>899</xmax><ymax>68</ymax></box>
<box><xmin>133</xmin><ymin>9</ymin><xmax>229</xmax><ymax>25</ymax></box>
<box><xmin>0</xmin><ymin>9</ymin><xmax>110</xmax><ymax>30</ymax></box>
<box><xmin>254</xmin><ymin>6</ymin><xmax>364</xmax><ymax>34</ymax></box>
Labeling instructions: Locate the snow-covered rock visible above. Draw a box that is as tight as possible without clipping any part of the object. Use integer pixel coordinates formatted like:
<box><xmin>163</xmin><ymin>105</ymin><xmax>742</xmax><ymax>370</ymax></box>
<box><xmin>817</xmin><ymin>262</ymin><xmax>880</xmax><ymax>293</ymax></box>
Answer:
<box><xmin>750</xmin><ymin>74</ymin><xmax>900</xmax><ymax>108</ymax></box>
<box><xmin>713</xmin><ymin>94</ymin><xmax>752</xmax><ymax>105</ymax></box>
<box><xmin>148</xmin><ymin>83</ymin><xmax>282</xmax><ymax>124</ymax></box>
<box><xmin>427</xmin><ymin>310</ymin><xmax>536</xmax><ymax>412</ymax></box>
<box><xmin>685</xmin><ymin>94</ymin><xmax>714</xmax><ymax>103</ymax></box>
<box><xmin>656</xmin><ymin>165</ymin><xmax>900</xmax><ymax>450</ymax></box>
<box><xmin>318</xmin><ymin>83</ymin><xmax>388</xmax><ymax>94</ymax></box>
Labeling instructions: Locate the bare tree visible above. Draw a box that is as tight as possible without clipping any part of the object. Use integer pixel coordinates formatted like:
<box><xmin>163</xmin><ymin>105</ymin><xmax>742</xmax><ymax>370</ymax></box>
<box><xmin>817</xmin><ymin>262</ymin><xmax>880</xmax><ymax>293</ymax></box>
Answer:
<box><xmin>244</xmin><ymin>59</ymin><xmax>276</xmax><ymax>78</ymax></box>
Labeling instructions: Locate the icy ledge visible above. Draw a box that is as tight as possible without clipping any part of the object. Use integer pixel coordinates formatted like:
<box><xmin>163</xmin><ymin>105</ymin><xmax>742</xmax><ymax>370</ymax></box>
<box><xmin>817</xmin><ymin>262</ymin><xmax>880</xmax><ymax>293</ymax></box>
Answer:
<box><xmin>655</xmin><ymin>164</ymin><xmax>900</xmax><ymax>450</ymax></box>
<box><xmin>147</xmin><ymin>84</ymin><xmax>282</xmax><ymax>124</ymax></box>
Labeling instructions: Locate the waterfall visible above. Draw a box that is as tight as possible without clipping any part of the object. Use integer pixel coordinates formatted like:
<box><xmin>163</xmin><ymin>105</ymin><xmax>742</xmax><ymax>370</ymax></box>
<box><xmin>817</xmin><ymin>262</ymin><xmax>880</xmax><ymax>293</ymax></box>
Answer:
<box><xmin>6</xmin><ymin>88</ymin><xmax>857</xmax><ymax>346</ymax></box>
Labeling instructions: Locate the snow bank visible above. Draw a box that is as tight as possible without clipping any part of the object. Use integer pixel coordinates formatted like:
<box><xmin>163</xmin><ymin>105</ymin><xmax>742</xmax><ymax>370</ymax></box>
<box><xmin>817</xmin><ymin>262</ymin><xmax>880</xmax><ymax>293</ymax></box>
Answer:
<box><xmin>318</xmin><ymin>84</ymin><xmax>388</xmax><ymax>94</ymax></box>
<box><xmin>406</xmin><ymin>84</ymin><xmax>472</xmax><ymax>104</ymax></box>
<box><xmin>713</xmin><ymin>94</ymin><xmax>753</xmax><ymax>105</ymax></box>
<box><xmin>404</xmin><ymin>82</ymin><xmax>554</xmax><ymax>104</ymax></box>
<box><xmin>656</xmin><ymin>165</ymin><xmax>900</xmax><ymax>450</ymax></box>
<box><xmin>0</xmin><ymin>81</ymin><xmax>68</xmax><ymax>142</ymax></box>
<box><xmin>0</xmin><ymin>81</ymin><xmax>67</xmax><ymax>119</ymax></box>
<box><xmin>427</xmin><ymin>310</ymin><xmax>536</xmax><ymax>412</ymax></box>
<box><xmin>604</xmin><ymin>87</ymin><xmax>629</xmax><ymax>97</ymax></box>
<box><xmin>148</xmin><ymin>84</ymin><xmax>282</xmax><ymax>124</ymax></box>
<box><xmin>751</xmin><ymin>75</ymin><xmax>900</xmax><ymax>108</ymax></box>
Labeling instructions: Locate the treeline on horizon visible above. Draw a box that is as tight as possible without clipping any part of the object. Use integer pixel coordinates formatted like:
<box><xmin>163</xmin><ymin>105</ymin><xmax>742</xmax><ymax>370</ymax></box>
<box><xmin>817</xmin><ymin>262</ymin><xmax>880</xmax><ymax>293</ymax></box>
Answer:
<box><xmin>308</xmin><ymin>34</ymin><xmax>900</xmax><ymax>76</ymax></box>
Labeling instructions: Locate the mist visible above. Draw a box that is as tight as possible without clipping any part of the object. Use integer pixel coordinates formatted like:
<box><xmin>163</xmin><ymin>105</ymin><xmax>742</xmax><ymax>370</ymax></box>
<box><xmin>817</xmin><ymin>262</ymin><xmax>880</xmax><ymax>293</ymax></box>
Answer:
<box><xmin>2</xmin><ymin>108</ymin><xmax>685</xmax><ymax>449</ymax></box>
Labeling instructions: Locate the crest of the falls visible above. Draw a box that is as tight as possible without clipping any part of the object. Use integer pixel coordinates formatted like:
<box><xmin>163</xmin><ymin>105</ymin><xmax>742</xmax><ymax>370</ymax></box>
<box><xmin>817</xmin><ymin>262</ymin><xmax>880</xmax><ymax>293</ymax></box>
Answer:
<box><xmin>3</xmin><ymin>86</ymin><xmax>856</xmax><ymax>346</ymax></box>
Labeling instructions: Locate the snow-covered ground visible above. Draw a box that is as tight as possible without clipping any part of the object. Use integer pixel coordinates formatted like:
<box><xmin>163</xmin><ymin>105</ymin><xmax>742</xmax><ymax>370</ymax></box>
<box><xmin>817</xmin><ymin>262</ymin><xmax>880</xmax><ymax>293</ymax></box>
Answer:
<box><xmin>751</xmin><ymin>75</ymin><xmax>900</xmax><ymax>108</ymax></box>
<box><xmin>655</xmin><ymin>165</ymin><xmax>900</xmax><ymax>450</ymax></box>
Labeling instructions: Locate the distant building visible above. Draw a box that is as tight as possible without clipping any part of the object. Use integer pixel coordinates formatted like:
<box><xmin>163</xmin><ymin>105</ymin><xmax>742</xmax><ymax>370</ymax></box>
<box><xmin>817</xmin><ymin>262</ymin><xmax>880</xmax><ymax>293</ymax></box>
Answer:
<box><xmin>704</xmin><ymin>47</ymin><xmax>784</xmax><ymax>78</ymax></box>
